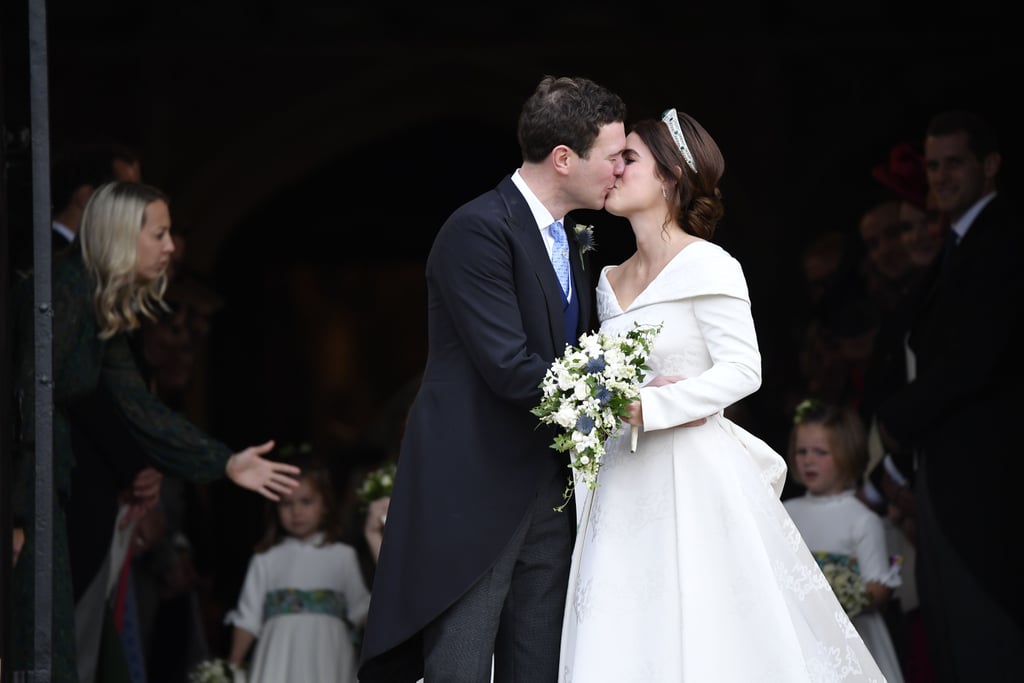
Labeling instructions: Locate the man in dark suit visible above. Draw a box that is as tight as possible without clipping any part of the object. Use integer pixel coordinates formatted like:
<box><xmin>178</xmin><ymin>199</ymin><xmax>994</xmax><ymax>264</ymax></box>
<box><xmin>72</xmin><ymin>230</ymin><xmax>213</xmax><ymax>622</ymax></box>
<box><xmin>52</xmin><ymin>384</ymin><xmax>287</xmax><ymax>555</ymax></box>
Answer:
<box><xmin>358</xmin><ymin>76</ymin><xmax>627</xmax><ymax>683</ymax></box>
<box><xmin>49</xmin><ymin>144</ymin><xmax>111</xmax><ymax>250</ymax></box>
<box><xmin>878</xmin><ymin>110</ymin><xmax>1024</xmax><ymax>682</ymax></box>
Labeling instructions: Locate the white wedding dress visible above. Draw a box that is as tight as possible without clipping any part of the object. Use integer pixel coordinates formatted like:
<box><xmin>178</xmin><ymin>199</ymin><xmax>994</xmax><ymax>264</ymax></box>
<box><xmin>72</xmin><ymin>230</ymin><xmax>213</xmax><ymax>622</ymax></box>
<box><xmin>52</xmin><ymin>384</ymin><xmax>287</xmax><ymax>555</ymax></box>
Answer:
<box><xmin>558</xmin><ymin>241</ymin><xmax>887</xmax><ymax>682</ymax></box>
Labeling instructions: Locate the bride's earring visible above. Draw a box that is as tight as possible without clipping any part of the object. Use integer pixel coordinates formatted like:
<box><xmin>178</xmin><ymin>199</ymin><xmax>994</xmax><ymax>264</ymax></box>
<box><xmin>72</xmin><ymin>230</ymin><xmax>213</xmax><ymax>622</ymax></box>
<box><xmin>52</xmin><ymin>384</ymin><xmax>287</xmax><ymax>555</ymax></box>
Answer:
<box><xmin>662</xmin><ymin>185</ymin><xmax>668</xmax><ymax>199</ymax></box>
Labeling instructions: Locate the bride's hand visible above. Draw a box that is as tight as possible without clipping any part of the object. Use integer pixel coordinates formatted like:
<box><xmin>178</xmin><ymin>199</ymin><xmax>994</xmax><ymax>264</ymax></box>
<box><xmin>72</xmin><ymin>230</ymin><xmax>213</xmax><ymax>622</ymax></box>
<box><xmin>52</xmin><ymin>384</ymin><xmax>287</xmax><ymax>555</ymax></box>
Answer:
<box><xmin>629</xmin><ymin>375</ymin><xmax>708</xmax><ymax>428</ymax></box>
<box><xmin>624</xmin><ymin>375</ymin><xmax>684</xmax><ymax>425</ymax></box>
<box><xmin>624</xmin><ymin>401</ymin><xmax>643</xmax><ymax>426</ymax></box>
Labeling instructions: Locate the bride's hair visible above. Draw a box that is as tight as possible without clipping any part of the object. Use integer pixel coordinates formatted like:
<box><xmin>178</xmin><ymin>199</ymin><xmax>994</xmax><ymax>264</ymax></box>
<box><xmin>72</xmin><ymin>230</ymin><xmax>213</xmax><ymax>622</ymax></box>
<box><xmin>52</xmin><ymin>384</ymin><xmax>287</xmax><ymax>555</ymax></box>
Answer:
<box><xmin>631</xmin><ymin>113</ymin><xmax>725</xmax><ymax>240</ymax></box>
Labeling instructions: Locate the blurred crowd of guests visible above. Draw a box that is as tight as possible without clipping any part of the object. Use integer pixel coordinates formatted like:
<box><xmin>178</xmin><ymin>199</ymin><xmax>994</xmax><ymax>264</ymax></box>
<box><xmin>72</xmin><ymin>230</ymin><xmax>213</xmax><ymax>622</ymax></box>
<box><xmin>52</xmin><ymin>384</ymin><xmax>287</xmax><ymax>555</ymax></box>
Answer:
<box><xmin>780</xmin><ymin>109</ymin><xmax>1022</xmax><ymax>682</ymax></box>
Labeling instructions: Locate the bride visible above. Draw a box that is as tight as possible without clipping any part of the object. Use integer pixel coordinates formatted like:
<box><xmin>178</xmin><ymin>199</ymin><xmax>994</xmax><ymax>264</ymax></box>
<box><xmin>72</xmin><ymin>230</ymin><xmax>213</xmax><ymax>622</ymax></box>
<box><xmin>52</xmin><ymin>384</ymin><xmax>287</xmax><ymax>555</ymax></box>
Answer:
<box><xmin>557</xmin><ymin>109</ymin><xmax>887</xmax><ymax>682</ymax></box>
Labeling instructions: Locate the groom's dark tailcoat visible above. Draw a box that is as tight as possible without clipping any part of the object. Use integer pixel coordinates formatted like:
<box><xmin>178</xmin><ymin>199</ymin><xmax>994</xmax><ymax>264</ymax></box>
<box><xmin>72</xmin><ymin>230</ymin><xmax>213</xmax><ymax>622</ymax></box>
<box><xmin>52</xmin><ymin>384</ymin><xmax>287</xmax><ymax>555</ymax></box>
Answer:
<box><xmin>359</xmin><ymin>175</ymin><xmax>592</xmax><ymax>681</ymax></box>
<box><xmin>878</xmin><ymin>195</ymin><xmax>1024</xmax><ymax>634</ymax></box>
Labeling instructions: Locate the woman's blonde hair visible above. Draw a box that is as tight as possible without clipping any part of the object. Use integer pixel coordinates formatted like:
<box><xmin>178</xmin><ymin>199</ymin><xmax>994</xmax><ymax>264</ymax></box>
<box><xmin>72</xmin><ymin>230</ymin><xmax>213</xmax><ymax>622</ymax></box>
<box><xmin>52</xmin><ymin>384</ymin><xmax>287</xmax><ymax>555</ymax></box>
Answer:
<box><xmin>79</xmin><ymin>181</ymin><xmax>171</xmax><ymax>339</ymax></box>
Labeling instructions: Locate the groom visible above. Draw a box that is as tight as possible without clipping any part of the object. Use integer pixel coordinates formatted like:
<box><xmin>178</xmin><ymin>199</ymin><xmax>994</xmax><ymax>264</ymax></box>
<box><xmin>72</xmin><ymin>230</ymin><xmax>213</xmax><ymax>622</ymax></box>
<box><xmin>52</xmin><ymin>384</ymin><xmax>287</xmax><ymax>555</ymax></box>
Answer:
<box><xmin>358</xmin><ymin>75</ymin><xmax>627</xmax><ymax>682</ymax></box>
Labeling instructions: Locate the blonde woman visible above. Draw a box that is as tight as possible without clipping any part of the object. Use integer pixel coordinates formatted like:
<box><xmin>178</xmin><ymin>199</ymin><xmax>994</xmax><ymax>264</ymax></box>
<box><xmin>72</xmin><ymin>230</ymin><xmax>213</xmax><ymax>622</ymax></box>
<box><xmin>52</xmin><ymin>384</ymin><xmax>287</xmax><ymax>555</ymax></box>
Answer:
<box><xmin>11</xmin><ymin>181</ymin><xmax>300</xmax><ymax>682</ymax></box>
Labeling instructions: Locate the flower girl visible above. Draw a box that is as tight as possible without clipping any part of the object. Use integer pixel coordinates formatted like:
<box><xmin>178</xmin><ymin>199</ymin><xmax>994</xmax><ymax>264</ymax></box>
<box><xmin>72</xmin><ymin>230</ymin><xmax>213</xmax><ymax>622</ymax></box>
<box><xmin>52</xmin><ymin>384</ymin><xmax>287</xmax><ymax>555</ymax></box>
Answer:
<box><xmin>226</xmin><ymin>455</ymin><xmax>370</xmax><ymax>682</ymax></box>
<box><xmin>784</xmin><ymin>399</ymin><xmax>905</xmax><ymax>683</ymax></box>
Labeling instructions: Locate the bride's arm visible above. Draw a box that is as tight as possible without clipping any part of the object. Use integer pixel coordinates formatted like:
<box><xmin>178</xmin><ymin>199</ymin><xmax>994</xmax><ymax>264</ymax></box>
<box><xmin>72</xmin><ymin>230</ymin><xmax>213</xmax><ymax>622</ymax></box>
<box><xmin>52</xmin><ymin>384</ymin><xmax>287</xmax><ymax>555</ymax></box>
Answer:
<box><xmin>623</xmin><ymin>375</ymin><xmax>706</xmax><ymax>427</ymax></box>
<box><xmin>638</xmin><ymin>293</ymin><xmax>762</xmax><ymax>431</ymax></box>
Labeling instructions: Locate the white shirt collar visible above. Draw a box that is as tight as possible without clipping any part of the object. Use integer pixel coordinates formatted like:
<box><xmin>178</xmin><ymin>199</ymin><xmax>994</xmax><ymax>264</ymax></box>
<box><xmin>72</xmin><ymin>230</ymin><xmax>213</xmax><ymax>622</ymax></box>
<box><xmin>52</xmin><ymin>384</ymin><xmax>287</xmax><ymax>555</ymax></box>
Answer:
<box><xmin>951</xmin><ymin>190</ymin><xmax>996</xmax><ymax>242</ymax></box>
<box><xmin>52</xmin><ymin>220</ymin><xmax>75</xmax><ymax>243</ymax></box>
<box><xmin>511</xmin><ymin>169</ymin><xmax>560</xmax><ymax>232</ymax></box>
<box><xmin>287</xmin><ymin>531</ymin><xmax>326</xmax><ymax>547</ymax></box>
<box><xmin>511</xmin><ymin>170</ymin><xmax>572</xmax><ymax>300</ymax></box>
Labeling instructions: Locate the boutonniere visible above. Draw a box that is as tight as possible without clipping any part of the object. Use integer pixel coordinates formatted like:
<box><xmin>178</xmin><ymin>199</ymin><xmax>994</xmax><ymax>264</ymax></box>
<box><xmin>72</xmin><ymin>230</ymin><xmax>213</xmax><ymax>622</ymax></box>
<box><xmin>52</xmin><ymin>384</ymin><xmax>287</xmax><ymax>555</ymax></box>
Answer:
<box><xmin>572</xmin><ymin>223</ymin><xmax>597</xmax><ymax>268</ymax></box>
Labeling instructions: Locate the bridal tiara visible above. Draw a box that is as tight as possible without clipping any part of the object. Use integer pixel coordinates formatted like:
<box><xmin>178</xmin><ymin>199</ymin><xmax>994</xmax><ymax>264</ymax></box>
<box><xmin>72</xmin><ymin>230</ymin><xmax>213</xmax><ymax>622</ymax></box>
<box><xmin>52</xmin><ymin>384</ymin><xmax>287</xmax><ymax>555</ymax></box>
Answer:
<box><xmin>661</xmin><ymin>108</ymin><xmax>698</xmax><ymax>174</ymax></box>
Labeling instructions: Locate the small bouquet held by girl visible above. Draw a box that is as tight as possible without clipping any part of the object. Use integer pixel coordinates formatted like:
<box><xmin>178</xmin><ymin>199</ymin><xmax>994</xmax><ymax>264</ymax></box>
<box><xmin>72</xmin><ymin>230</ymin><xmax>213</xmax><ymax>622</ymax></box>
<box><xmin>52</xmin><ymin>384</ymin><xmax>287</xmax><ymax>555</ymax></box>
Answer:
<box><xmin>813</xmin><ymin>552</ymin><xmax>871</xmax><ymax>618</ymax></box>
<box><xmin>532</xmin><ymin>321</ymin><xmax>662</xmax><ymax>510</ymax></box>
<box><xmin>188</xmin><ymin>658</ymin><xmax>244</xmax><ymax>683</ymax></box>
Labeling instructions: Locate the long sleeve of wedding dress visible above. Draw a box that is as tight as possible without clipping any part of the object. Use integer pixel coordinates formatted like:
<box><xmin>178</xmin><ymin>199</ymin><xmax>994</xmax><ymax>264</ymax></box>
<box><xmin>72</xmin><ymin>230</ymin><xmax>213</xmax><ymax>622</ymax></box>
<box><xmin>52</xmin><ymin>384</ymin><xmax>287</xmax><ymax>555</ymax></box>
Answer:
<box><xmin>639</xmin><ymin>292</ymin><xmax>762</xmax><ymax>431</ymax></box>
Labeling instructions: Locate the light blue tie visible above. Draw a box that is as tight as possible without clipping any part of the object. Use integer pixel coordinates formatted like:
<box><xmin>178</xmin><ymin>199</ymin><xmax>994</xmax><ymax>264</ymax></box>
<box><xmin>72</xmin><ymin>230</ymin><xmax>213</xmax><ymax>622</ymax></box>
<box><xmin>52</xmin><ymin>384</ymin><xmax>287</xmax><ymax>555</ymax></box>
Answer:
<box><xmin>549</xmin><ymin>220</ymin><xmax>571</xmax><ymax>297</ymax></box>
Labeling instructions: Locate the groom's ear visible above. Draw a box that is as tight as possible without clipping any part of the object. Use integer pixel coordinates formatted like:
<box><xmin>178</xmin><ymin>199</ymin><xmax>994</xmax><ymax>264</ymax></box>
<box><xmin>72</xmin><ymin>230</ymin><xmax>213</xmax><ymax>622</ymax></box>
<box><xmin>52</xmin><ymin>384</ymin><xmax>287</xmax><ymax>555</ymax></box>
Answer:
<box><xmin>551</xmin><ymin>144</ymin><xmax>574</xmax><ymax>175</ymax></box>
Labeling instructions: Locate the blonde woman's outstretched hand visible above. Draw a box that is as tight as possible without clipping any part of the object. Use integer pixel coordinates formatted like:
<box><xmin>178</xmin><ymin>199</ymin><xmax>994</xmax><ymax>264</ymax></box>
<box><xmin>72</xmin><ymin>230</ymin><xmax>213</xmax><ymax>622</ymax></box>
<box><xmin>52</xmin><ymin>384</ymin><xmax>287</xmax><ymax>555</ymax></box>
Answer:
<box><xmin>225</xmin><ymin>440</ymin><xmax>300</xmax><ymax>501</ymax></box>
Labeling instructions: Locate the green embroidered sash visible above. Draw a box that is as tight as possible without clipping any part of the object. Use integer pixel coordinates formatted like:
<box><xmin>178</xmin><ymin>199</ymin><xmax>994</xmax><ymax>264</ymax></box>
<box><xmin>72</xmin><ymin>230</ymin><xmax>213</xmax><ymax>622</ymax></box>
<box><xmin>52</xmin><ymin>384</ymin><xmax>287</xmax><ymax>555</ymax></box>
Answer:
<box><xmin>262</xmin><ymin>588</ymin><xmax>347</xmax><ymax>621</ymax></box>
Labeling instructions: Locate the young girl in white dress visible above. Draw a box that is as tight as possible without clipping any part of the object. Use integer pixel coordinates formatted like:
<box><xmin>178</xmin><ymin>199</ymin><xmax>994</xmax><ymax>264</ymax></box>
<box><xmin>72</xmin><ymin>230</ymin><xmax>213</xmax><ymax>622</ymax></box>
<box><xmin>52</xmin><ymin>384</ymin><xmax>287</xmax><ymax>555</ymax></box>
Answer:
<box><xmin>557</xmin><ymin>109</ymin><xmax>887</xmax><ymax>682</ymax></box>
<box><xmin>784</xmin><ymin>399</ymin><xmax>905</xmax><ymax>683</ymax></box>
<box><xmin>226</xmin><ymin>457</ymin><xmax>370</xmax><ymax>682</ymax></box>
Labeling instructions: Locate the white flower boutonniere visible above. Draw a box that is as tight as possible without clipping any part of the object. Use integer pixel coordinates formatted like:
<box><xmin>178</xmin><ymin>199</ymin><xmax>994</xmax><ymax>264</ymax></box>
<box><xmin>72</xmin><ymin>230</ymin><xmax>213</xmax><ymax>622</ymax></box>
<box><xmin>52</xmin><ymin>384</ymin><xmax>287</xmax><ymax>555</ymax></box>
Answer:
<box><xmin>531</xmin><ymin>321</ymin><xmax>662</xmax><ymax>511</ymax></box>
<box><xmin>572</xmin><ymin>223</ymin><xmax>597</xmax><ymax>269</ymax></box>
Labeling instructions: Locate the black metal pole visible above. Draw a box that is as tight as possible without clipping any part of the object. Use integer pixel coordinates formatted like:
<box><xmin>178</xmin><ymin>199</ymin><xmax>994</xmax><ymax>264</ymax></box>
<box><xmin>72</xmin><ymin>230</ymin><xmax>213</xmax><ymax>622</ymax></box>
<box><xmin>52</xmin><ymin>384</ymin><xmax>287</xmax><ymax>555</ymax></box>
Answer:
<box><xmin>0</xmin><ymin>21</ymin><xmax>11</xmax><ymax>683</ymax></box>
<box><xmin>27</xmin><ymin>0</ymin><xmax>53</xmax><ymax>679</ymax></box>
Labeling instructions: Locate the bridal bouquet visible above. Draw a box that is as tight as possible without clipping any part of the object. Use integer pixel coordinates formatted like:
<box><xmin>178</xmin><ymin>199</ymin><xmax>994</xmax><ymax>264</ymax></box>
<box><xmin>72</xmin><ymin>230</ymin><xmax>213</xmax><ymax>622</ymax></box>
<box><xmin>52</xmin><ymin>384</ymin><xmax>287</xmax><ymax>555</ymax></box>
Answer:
<box><xmin>532</xmin><ymin>322</ymin><xmax>662</xmax><ymax>510</ymax></box>
<box><xmin>814</xmin><ymin>552</ymin><xmax>870</xmax><ymax>618</ymax></box>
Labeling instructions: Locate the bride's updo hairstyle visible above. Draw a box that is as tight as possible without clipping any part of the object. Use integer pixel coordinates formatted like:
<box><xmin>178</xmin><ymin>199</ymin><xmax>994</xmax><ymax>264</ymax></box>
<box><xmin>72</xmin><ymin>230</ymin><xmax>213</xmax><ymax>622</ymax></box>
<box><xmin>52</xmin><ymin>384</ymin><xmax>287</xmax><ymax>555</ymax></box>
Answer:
<box><xmin>630</xmin><ymin>108</ymin><xmax>725</xmax><ymax>240</ymax></box>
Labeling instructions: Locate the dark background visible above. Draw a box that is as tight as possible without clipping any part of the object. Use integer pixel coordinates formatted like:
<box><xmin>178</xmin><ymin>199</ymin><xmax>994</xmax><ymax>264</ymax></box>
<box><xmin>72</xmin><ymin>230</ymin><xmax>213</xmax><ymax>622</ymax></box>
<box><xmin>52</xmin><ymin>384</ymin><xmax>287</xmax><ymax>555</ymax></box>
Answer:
<box><xmin>2</xmin><ymin>0</ymin><xmax>1020</xmax><ymax>649</ymax></box>
<box><xmin>5</xmin><ymin>3</ymin><xmax>1021</xmax><ymax>449</ymax></box>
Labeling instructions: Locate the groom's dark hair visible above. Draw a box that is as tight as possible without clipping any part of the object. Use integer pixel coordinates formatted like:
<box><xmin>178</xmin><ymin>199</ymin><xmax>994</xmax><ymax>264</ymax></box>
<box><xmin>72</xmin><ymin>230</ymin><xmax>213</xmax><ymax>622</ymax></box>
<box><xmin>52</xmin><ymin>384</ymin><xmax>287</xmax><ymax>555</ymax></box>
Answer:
<box><xmin>517</xmin><ymin>75</ymin><xmax>626</xmax><ymax>163</ymax></box>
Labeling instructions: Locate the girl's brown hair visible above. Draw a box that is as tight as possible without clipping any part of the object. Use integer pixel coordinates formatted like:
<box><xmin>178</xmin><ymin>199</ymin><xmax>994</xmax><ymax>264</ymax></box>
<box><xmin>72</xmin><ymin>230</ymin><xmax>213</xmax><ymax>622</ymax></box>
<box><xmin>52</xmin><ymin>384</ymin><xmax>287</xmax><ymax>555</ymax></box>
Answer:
<box><xmin>787</xmin><ymin>398</ymin><xmax>868</xmax><ymax>488</ymax></box>
<box><xmin>254</xmin><ymin>454</ymin><xmax>343</xmax><ymax>552</ymax></box>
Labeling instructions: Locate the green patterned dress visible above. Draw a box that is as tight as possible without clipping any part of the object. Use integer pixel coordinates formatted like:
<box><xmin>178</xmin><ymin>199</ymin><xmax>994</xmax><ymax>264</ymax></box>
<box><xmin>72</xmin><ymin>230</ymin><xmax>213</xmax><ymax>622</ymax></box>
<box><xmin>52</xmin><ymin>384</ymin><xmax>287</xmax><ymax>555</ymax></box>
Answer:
<box><xmin>11</xmin><ymin>246</ymin><xmax>233</xmax><ymax>682</ymax></box>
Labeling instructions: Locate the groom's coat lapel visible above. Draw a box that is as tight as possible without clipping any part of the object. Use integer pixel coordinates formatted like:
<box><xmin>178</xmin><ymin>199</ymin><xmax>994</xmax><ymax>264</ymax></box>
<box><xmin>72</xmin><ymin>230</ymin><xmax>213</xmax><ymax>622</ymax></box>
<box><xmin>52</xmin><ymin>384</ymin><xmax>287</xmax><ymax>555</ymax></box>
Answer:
<box><xmin>496</xmin><ymin>177</ymin><xmax>566</xmax><ymax>351</ymax></box>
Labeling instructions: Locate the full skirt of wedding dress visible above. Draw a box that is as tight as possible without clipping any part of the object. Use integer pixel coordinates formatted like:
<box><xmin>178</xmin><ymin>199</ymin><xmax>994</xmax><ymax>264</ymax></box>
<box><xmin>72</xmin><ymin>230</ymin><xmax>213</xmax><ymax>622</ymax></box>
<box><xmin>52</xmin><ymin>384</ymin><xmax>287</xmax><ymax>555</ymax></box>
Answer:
<box><xmin>558</xmin><ymin>417</ymin><xmax>887</xmax><ymax>682</ymax></box>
